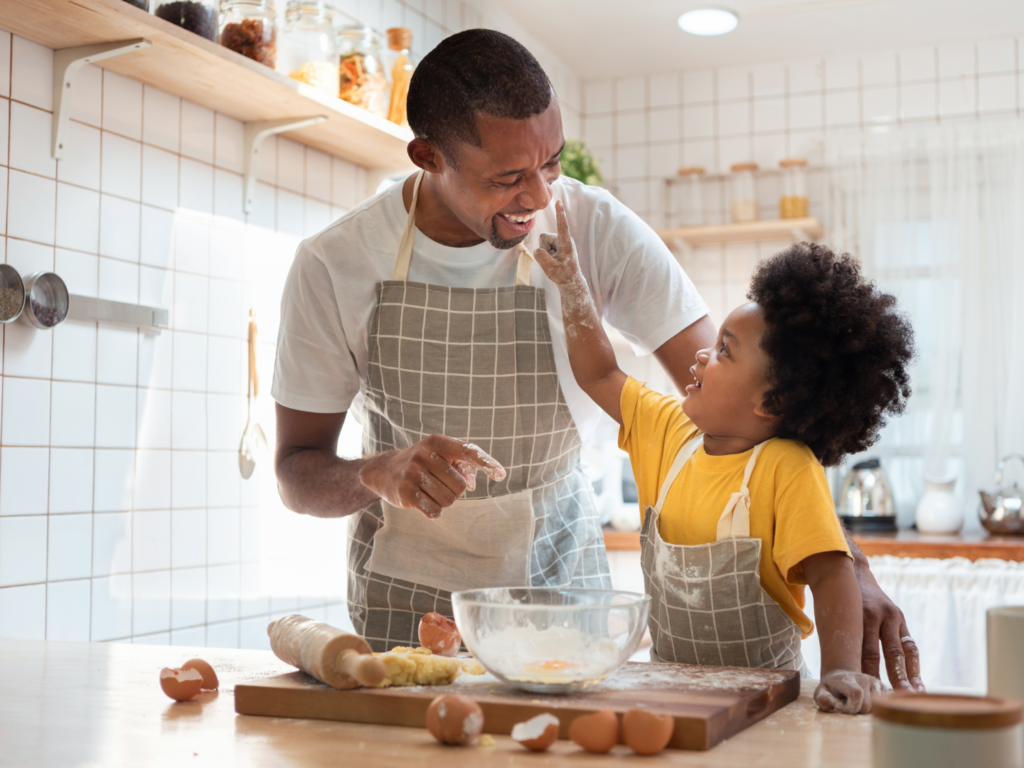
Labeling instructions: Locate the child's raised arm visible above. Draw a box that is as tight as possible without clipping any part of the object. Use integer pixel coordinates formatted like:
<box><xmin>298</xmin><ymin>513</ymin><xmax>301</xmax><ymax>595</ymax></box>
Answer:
<box><xmin>533</xmin><ymin>201</ymin><xmax>628</xmax><ymax>425</ymax></box>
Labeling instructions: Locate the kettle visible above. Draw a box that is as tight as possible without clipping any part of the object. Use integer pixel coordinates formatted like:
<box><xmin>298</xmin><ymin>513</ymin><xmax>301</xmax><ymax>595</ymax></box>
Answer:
<box><xmin>979</xmin><ymin>454</ymin><xmax>1024</xmax><ymax>535</ymax></box>
<box><xmin>837</xmin><ymin>458</ymin><xmax>897</xmax><ymax>532</ymax></box>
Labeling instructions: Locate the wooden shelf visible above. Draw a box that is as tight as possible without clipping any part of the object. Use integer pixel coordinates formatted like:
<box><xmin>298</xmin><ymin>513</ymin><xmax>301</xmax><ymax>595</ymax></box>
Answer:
<box><xmin>657</xmin><ymin>217</ymin><xmax>823</xmax><ymax>247</ymax></box>
<box><xmin>0</xmin><ymin>0</ymin><xmax>415</xmax><ymax>169</ymax></box>
<box><xmin>604</xmin><ymin>528</ymin><xmax>1024</xmax><ymax>562</ymax></box>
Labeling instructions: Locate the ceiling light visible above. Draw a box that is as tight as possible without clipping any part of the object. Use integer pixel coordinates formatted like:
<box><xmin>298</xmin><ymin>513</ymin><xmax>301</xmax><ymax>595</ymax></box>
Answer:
<box><xmin>677</xmin><ymin>8</ymin><xmax>739</xmax><ymax>36</ymax></box>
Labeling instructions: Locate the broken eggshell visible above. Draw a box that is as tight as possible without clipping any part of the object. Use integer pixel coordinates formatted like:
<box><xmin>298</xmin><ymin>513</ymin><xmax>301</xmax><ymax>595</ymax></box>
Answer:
<box><xmin>182</xmin><ymin>658</ymin><xmax>219</xmax><ymax>690</ymax></box>
<box><xmin>159</xmin><ymin>667</ymin><xmax>204</xmax><ymax>702</ymax></box>
<box><xmin>569</xmin><ymin>708</ymin><xmax>619</xmax><ymax>753</ymax></box>
<box><xmin>418</xmin><ymin>612</ymin><xmax>461</xmax><ymax>657</ymax></box>
<box><xmin>511</xmin><ymin>712</ymin><xmax>560</xmax><ymax>752</ymax></box>
<box><xmin>425</xmin><ymin>694</ymin><xmax>484</xmax><ymax>745</ymax></box>
<box><xmin>622</xmin><ymin>708</ymin><xmax>674</xmax><ymax>755</ymax></box>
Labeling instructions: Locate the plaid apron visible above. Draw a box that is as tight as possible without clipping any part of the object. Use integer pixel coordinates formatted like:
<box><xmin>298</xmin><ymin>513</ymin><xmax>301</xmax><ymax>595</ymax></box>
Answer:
<box><xmin>640</xmin><ymin>435</ymin><xmax>809</xmax><ymax>674</ymax></box>
<box><xmin>348</xmin><ymin>172</ymin><xmax>610</xmax><ymax>651</ymax></box>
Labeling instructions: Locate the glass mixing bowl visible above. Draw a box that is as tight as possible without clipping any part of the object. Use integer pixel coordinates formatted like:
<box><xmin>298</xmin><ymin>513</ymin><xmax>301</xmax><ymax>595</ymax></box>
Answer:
<box><xmin>452</xmin><ymin>588</ymin><xmax>651</xmax><ymax>694</ymax></box>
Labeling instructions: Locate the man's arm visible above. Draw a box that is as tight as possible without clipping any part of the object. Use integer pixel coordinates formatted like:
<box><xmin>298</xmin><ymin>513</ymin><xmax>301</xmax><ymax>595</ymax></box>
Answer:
<box><xmin>652</xmin><ymin>315</ymin><xmax>717</xmax><ymax>393</ymax></box>
<box><xmin>274</xmin><ymin>403</ymin><xmax>505</xmax><ymax>519</ymax></box>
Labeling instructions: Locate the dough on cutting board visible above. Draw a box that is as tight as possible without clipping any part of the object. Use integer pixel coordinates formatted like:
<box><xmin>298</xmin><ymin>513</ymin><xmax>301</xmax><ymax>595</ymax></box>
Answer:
<box><xmin>369</xmin><ymin>646</ymin><xmax>484</xmax><ymax>687</ymax></box>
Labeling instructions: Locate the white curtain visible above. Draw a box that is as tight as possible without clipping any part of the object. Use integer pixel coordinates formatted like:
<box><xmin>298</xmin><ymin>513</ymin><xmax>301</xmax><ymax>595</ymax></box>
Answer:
<box><xmin>826</xmin><ymin>122</ymin><xmax>1024</xmax><ymax>527</ymax></box>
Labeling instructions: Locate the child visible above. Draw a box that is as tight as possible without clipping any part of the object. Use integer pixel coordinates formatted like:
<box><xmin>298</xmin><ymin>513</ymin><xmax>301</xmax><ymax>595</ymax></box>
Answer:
<box><xmin>534</xmin><ymin>201</ymin><xmax>914</xmax><ymax>715</ymax></box>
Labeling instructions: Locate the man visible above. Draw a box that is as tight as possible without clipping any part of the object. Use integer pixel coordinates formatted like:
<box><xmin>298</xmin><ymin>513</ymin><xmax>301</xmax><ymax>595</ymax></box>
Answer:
<box><xmin>271</xmin><ymin>29</ymin><xmax>923</xmax><ymax>691</ymax></box>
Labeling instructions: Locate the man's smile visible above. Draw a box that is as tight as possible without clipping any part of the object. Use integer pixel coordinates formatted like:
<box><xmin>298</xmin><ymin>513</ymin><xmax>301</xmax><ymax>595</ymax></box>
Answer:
<box><xmin>496</xmin><ymin>210</ymin><xmax>538</xmax><ymax>234</ymax></box>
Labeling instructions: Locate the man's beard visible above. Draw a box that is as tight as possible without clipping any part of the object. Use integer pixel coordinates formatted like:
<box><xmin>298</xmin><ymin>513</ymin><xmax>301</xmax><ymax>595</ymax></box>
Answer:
<box><xmin>488</xmin><ymin>217</ymin><xmax>529</xmax><ymax>250</ymax></box>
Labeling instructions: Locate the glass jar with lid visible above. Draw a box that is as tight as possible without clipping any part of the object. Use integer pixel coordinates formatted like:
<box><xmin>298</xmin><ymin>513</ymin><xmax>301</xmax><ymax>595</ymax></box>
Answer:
<box><xmin>277</xmin><ymin>1</ymin><xmax>339</xmax><ymax>96</ymax></box>
<box><xmin>219</xmin><ymin>0</ymin><xmax>277</xmax><ymax>68</ymax></box>
<box><xmin>152</xmin><ymin>0</ymin><xmax>218</xmax><ymax>41</ymax></box>
<box><xmin>729</xmin><ymin>162</ymin><xmax>759</xmax><ymax>223</ymax></box>
<box><xmin>384</xmin><ymin>27</ymin><xmax>416</xmax><ymax>127</ymax></box>
<box><xmin>779</xmin><ymin>157</ymin><xmax>809</xmax><ymax>219</ymax></box>
<box><xmin>336</xmin><ymin>25</ymin><xmax>391</xmax><ymax>118</ymax></box>
<box><xmin>675</xmin><ymin>166</ymin><xmax>705</xmax><ymax>227</ymax></box>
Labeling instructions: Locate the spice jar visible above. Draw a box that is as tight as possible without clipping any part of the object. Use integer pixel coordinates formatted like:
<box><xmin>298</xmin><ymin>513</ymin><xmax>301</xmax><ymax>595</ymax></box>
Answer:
<box><xmin>729</xmin><ymin>162</ymin><xmax>759</xmax><ymax>223</ymax></box>
<box><xmin>277</xmin><ymin>1</ymin><xmax>339</xmax><ymax>97</ymax></box>
<box><xmin>675</xmin><ymin>166</ymin><xmax>705</xmax><ymax>227</ymax></box>
<box><xmin>336</xmin><ymin>25</ymin><xmax>391</xmax><ymax>118</ymax></box>
<box><xmin>384</xmin><ymin>27</ymin><xmax>415</xmax><ymax>128</ymax></box>
<box><xmin>152</xmin><ymin>0</ymin><xmax>218</xmax><ymax>41</ymax></box>
<box><xmin>0</xmin><ymin>265</ymin><xmax>25</xmax><ymax>323</ymax></box>
<box><xmin>220</xmin><ymin>0</ymin><xmax>276</xmax><ymax>68</ymax></box>
<box><xmin>22</xmin><ymin>272</ymin><xmax>68</xmax><ymax>330</ymax></box>
<box><xmin>779</xmin><ymin>157</ymin><xmax>809</xmax><ymax>219</ymax></box>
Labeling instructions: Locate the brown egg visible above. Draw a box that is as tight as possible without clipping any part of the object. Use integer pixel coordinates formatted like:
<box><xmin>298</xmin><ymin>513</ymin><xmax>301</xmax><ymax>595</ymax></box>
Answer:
<box><xmin>418</xmin><ymin>612</ymin><xmax>461</xmax><ymax>657</ymax></box>
<box><xmin>425</xmin><ymin>694</ymin><xmax>484</xmax><ymax>745</ymax></box>
<box><xmin>622</xmin><ymin>709</ymin><xmax>675</xmax><ymax>756</ymax></box>
<box><xmin>511</xmin><ymin>713</ymin><xmax>560</xmax><ymax>752</ymax></box>
<box><xmin>569</xmin><ymin>708</ymin><xmax>619</xmax><ymax>753</ymax></box>
<box><xmin>182</xmin><ymin>658</ymin><xmax>219</xmax><ymax>690</ymax></box>
<box><xmin>159</xmin><ymin>667</ymin><xmax>204</xmax><ymax>702</ymax></box>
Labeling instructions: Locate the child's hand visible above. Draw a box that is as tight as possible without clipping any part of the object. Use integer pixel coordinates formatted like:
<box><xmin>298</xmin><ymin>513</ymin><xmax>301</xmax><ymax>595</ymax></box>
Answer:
<box><xmin>533</xmin><ymin>200</ymin><xmax>582</xmax><ymax>288</ymax></box>
<box><xmin>814</xmin><ymin>670</ymin><xmax>881</xmax><ymax>714</ymax></box>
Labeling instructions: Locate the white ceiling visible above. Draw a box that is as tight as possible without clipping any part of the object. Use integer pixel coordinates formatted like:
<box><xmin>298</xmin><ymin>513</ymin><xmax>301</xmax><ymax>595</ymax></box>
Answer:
<box><xmin>491</xmin><ymin>0</ymin><xmax>1024</xmax><ymax>80</ymax></box>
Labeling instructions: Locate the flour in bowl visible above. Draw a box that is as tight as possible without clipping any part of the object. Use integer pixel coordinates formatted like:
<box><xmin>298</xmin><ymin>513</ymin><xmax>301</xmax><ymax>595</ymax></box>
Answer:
<box><xmin>473</xmin><ymin>625</ymin><xmax>621</xmax><ymax>683</ymax></box>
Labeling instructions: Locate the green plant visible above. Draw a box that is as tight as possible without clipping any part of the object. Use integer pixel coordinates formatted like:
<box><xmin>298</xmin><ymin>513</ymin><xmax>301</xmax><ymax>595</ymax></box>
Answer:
<box><xmin>560</xmin><ymin>139</ymin><xmax>604</xmax><ymax>186</ymax></box>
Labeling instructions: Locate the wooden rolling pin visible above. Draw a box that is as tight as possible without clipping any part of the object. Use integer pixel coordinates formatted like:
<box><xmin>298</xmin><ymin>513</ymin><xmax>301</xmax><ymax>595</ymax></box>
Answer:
<box><xmin>267</xmin><ymin>614</ymin><xmax>386</xmax><ymax>689</ymax></box>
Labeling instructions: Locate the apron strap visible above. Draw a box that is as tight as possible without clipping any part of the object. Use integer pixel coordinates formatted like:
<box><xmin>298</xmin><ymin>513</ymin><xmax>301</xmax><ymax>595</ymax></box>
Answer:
<box><xmin>716</xmin><ymin>441</ymin><xmax>768</xmax><ymax>541</ymax></box>
<box><xmin>652</xmin><ymin>435</ymin><xmax>704</xmax><ymax>514</ymax></box>
<box><xmin>392</xmin><ymin>171</ymin><xmax>425</xmax><ymax>282</ymax></box>
<box><xmin>392</xmin><ymin>170</ymin><xmax>534</xmax><ymax>286</ymax></box>
<box><xmin>514</xmin><ymin>243</ymin><xmax>533</xmax><ymax>287</ymax></box>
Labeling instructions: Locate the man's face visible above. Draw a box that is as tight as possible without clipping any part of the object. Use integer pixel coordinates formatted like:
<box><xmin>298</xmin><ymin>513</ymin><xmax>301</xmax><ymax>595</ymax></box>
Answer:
<box><xmin>437</xmin><ymin>100</ymin><xmax>565</xmax><ymax>249</ymax></box>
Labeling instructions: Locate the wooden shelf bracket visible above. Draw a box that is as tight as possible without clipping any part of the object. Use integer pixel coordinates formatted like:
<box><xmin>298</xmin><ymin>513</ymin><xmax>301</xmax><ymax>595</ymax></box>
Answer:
<box><xmin>243</xmin><ymin>116</ymin><xmax>328</xmax><ymax>213</ymax></box>
<box><xmin>53</xmin><ymin>38</ymin><xmax>151</xmax><ymax>159</ymax></box>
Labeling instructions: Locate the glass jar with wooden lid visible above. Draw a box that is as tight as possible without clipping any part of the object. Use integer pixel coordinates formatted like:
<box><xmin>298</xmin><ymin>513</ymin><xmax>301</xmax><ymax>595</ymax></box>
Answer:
<box><xmin>384</xmin><ymin>27</ymin><xmax>416</xmax><ymax>128</ymax></box>
<box><xmin>277</xmin><ymin>1</ymin><xmax>340</xmax><ymax>97</ymax></box>
<box><xmin>729</xmin><ymin>162</ymin><xmax>759</xmax><ymax>223</ymax></box>
<box><xmin>779</xmin><ymin>157</ymin><xmax>809</xmax><ymax>219</ymax></box>
<box><xmin>675</xmin><ymin>166</ymin><xmax>705</xmax><ymax>227</ymax></box>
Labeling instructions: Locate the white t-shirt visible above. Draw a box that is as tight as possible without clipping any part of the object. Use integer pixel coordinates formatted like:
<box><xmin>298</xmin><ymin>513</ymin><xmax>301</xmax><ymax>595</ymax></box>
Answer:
<box><xmin>271</xmin><ymin>175</ymin><xmax>708</xmax><ymax>442</ymax></box>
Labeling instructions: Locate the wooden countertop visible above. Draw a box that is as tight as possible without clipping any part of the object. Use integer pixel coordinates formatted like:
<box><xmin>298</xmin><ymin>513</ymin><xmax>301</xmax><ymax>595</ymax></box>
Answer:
<box><xmin>0</xmin><ymin>639</ymin><xmax>874</xmax><ymax>767</ymax></box>
<box><xmin>604</xmin><ymin>527</ymin><xmax>1024</xmax><ymax>561</ymax></box>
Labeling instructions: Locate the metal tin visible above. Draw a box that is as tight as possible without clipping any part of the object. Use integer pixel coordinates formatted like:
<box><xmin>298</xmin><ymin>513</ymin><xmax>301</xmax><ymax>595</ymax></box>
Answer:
<box><xmin>0</xmin><ymin>264</ymin><xmax>26</xmax><ymax>323</ymax></box>
<box><xmin>22</xmin><ymin>272</ymin><xmax>69</xmax><ymax>330</ymax></box>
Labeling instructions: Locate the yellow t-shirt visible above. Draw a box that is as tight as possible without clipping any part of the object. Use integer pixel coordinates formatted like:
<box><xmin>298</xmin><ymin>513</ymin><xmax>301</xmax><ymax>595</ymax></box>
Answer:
<box><xmin>618</xmin><ymin>377</ymin><xmax>850</xmax><ymax>638</ymax></box>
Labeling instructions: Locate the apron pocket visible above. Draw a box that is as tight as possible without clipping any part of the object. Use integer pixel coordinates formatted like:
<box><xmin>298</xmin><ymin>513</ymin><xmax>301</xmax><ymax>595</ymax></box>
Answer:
<box><xmin>367</xmin><ymin>488</ymin><xmax>535</xmax><ymax>593</ymax></box>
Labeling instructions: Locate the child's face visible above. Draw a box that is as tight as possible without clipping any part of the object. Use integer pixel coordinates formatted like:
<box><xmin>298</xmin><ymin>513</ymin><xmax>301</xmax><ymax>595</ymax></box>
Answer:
<box><xmin>682</xmin><ymin>302</ymin><xmax>778</xmax><ymax>444</ymax></box>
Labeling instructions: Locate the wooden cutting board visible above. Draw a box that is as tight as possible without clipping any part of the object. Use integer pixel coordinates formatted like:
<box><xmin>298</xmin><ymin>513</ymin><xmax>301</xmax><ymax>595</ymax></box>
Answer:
<box><xmin>235</xmin><ymin>661</ymin><xmax>800</xmax><ymax>750</ymax></box>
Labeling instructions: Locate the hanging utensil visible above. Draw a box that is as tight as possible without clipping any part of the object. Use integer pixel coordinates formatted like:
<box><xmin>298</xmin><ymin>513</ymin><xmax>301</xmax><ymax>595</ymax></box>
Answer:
<box><xmin>239</xmin><ymin>308</ymin><xmax>268</xmax><ymax>479</ymax></box>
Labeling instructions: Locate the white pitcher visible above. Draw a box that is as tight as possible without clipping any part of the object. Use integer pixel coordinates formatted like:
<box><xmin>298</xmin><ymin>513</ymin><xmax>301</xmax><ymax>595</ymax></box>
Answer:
<box><xmin>915</xmin><ymin>476</ymin><xmax>962</xmax><ymax>533</ymax></box>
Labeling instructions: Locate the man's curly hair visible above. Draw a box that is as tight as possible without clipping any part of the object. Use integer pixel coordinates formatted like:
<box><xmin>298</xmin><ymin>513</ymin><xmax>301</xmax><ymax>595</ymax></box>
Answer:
<box><xmin>748</xmin><ymin>243</ymin><xmax>914</xmax><ymax>467</ymax></box>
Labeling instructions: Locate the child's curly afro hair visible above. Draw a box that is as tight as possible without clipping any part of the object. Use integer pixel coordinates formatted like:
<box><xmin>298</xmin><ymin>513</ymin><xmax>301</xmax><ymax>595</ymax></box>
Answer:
<box><xmin>748</xmin><ymin>243</ymin><xmax>914</xmax><ymax>467</ymax></box>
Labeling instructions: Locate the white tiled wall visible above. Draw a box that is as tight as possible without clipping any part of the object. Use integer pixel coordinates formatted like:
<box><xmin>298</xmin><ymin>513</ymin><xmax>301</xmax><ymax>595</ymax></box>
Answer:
<box><xmin>581</xmin><ymin>35</ymin><xmax>1023</xmax><ymax>326</ymax></box>
<box><xmin>0</xmin><ymin>1</ymin><xmax>584</xmax><ymax>647</ymax></box>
